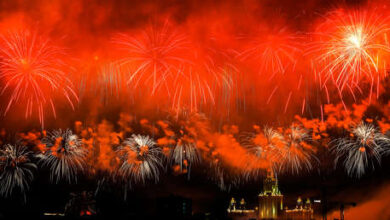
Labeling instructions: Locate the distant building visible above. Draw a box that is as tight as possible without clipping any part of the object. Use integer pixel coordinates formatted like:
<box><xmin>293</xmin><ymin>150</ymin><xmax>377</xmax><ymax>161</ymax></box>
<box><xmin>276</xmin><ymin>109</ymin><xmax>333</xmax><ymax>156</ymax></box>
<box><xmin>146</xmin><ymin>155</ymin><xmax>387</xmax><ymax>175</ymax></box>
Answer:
<box><xmin>258</xmin><ymin>170</ymin><xmax>283</xmax><ymax>219</ymax></box>
<box><xmin>227</xmin><ymin>170</ymin><xmax>315</xmax><ymax>220</ymax></box>
<box><xmin>281</xmin><ymin>197</ymin><xmax>314</xmax><ymax>220</ymax></box>
<box><xmin>157</xmin><ymin>195</ymin><xmax>192</xmax><ymax>220</ymax></box>
<box><xmin>227</xmin><ymin>197</ymin><xmax>257</xmax><ymax>220</ymax></box>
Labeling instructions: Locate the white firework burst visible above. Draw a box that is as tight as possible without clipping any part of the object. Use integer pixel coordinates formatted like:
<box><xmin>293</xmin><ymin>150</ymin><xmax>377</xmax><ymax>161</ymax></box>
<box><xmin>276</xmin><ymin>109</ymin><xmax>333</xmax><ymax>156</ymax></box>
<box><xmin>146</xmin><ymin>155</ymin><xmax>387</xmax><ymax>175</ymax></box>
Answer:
<box><xmin>0</xmin><ymin>144</ymin><xmax>36</xmax><ymax>197</ymax></box>
<box><xmin>39</xmin><ymin>129</ymin><xmax>87</xmax><ymax>183</ymax></box>
<box><xmin>281</xmin><ymin>125</ymin><xmax>316</xmax><ymax>174</ymax></box>
<box><xmin>169</xmin><ymin>131</ymin><xmax>201</xmax><ymax>178</ymax></box>
<box><xmin>117</xmin><ymin>134</ymin><xmax>162</xmax><ymax>184</ymax></box>
<box><xmin>333</xmin><ymin>122</ymin><xmax>390</xmax><ymax>178</ymax></box>
<box><xmin>241</xmin><ymin>127</ymin><xmax>286</xmax><ymax>177</ymax></box>
<box><xmin>250</xmin><ymin>127</ymin><xmax>286</xmax><ymax>160</ymax></box>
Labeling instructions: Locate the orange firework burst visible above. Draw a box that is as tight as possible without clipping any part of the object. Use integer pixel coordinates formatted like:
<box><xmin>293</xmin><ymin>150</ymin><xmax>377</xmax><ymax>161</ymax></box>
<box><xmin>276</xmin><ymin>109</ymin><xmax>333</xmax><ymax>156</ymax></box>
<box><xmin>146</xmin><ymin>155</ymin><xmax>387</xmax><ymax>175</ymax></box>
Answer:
<box><xmin>0</xmin><ymin>31</ymin><xmax>78</xmax><ymax>127</ymax></box>
<box><xmin>310</xmin><ymin>10</ymin><xmax>390</xmax><ymax>101</ymax></box>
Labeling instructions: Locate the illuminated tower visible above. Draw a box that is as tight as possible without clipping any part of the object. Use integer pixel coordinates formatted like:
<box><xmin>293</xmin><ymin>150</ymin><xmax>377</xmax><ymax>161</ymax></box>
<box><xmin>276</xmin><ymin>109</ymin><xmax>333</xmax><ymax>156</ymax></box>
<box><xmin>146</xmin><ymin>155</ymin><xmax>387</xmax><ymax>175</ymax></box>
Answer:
<box><xmin>296</xmin><ymin>197</ymin><xmax>303</xmax><ymax>209</ymax></box>
<box><xmin>228</xmin><ymin>197</ymin><xmax>237</xmax><ymax>212</ymax></box>
<box><xmin>239</xmin><ymin>198</ymin><xmax>246</xmax><ymax>210</ymax></box>
<box><xmin>304</xmin><ymin>198</ymin><xmax>311</xmax><ymax>210</ymax></box>
<box><xmin>258</xmin><ymin>169</ymin><xmax>283</xmax><ymax>219</ymax></box>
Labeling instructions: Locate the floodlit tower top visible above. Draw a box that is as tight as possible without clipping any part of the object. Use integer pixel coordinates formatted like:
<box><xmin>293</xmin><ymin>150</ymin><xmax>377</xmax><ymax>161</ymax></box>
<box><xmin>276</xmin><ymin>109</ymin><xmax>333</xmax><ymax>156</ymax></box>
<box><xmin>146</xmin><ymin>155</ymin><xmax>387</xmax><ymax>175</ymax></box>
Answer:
<box><xmin>259</xmin><ymin>169</ymin><xmax>282</xmax><ymax>196</ymax></box>
<box><xmin>230</xmin><ymin>197</ymin><xmax>236</xmax><ymax>205</ymax></box>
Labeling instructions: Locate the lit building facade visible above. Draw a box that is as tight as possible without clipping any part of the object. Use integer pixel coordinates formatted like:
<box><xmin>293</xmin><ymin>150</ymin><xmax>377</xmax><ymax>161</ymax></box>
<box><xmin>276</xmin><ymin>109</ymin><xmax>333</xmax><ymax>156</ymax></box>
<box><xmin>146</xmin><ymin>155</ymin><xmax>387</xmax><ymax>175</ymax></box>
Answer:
<box><xmin>281</xmin><ymin>197</ymin><xmax>314</xmax><ymax>220</ymax></box>
<box><xmin>258</xmin><ymin>170</ymin><xmax>283</xmax><ymax>219</ymax></box>
<box><xmin>227</xmin><ymin>170</ymin><xmax>315</xmax><ymax>220</ymax></box>
<box><xmin>227</xmin><ymin>197</ymin><xmax>257</xmax><ymax>220</ymax></box>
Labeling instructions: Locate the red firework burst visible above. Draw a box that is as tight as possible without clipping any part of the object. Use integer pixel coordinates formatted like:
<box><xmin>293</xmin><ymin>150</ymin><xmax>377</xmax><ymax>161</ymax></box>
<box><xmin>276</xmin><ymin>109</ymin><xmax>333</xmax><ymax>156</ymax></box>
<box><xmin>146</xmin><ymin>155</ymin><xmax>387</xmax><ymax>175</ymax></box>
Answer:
<box><xmin>238</xmin><ymin>27</ymin><xmax>302</xmax><ymax>78</ymax></box>
<box><xmin>113</xmin><ymin>21</ymin><xmax>189</xmax><ymax>95</ymax></box>
<box><xmin>114</xmin><ymin>21</ymin><xmax>231</xmax><ymax>113</ymax></box>
<box><xmin>0</xmin><ymin>31</ymin><xmax>78</xmax><ymax>127</ymax></box>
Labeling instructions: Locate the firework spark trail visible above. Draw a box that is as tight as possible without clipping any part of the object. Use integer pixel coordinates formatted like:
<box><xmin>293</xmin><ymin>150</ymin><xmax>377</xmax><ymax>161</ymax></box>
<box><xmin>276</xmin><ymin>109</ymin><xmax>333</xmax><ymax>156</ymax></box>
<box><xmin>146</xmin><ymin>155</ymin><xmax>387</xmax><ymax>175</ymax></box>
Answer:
<box><xmin>309</xmin><ymin>10</ymin><xmax>390</xmax><ymax>101</ymax></box>
<box><xmin>171</xmin><ymin>49</ymin><xmax>228</xmax><ymax>112</ymax></box>
<box><xmin>332</xmin><ymin>122</ymin><xmax>390</xmax><ymax>178</ymax></box>
<box><xmin>0</xmin><ymin>31</ymin><xmax>78</xmax><ymax>127</ymax></box>
<box><xmin>113</xmin><ymin>22</ymin><xmax>189</xmax><ymax>95</ymax></box>
<box><xmin>241</xmin><ymin>127</ymin><xmax>286</xmax><ymax>175</ymax></box>
<box><xmin>114</xmin><ymin>22</ymin><xmax>230</xmax><ymax>112</ymax></box>
<box><xmin>158</xmin><ymin>111</ymin><xmax>209</xmax><ymax>177</ymax></box>
<box><xmin>78</xmin><ymin>60</ymin><xmax>128</xmax><ymax>103</ymax></box>
<box><xmin>206</xmin><ymin>32</ymin><xmax>244</xmax><ymax>116</ymax></box>
<box><xmin>117</xmin><ymin>134</ymin><xmax>162</xmax><ymax>184</ymax></box>
<box><xmin>170</xmin><ymin>137</ymin><xmax>201</xmax><ymax>178</ymax></box>
<box><xmin>237</xmin><ymin>27</ymin><xmax>301</xmax><ymax>78</ymax></box>
<box><xmin>241</xmin><ymin>125</ymin><xmax>317</xmax><ymax>176</ymax></box>
<box><xmin>114</xmin><ymin>23</ymin><xmax>237</xmax><ymax>112</ymax></box>
<box><xmin>237</xmin><ymin>27</ymin><xmax>304</xmax><ymax>113</ymax></box>
<box><xmin>209</xmin><ymin>161</ymin><xmax>244</xmax><ymax>191</ymax></box>
<box><xmin>39</xmin><ymin>129</ymin><xmax>87</xmax><ymax>183</ymax></box>
<box><xmin>280</xmin><ymin>125</ymin><xmax>317</xmax><ymax>174</ymax></box>
<box><xmin>96</xmin><ymin>62</ymin><xmax>128</xmax><ymax>102</ymax></box>
<box><xmin>216</xmin><ymin>65</ymin><xmax>244</xmax><ymax>118</ymax></box>
<box><xmin>0</xmin><ymin>144</ymin><xmax>36</xmax><ymax>198</ymax></box>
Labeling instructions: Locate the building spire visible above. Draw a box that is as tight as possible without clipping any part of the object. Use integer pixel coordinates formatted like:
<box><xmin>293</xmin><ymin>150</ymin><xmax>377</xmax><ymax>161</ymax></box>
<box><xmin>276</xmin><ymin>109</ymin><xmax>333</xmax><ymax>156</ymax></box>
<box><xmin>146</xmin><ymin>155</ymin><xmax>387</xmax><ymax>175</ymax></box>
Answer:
<box><xmin>260</xmin><ymin>168</ymin><xmax>281</xmax><ymax>196</ymax></box>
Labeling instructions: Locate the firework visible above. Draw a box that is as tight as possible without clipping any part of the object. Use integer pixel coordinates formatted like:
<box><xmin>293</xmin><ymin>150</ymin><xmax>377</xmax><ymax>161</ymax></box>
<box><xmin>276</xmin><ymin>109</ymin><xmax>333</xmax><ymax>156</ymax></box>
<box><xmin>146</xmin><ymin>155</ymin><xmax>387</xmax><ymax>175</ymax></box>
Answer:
<box><xmin>170</xmin><ymin>136</ymin><xmax>201</xmax><ymax>177</ymax></box>
<box><xmin>172</xmin><ymin>37</ymin><xmax>239</xmax><ymax>112</ymax></box>
<box><xmin>96</xmin><ymin>62</ymin><xmax>128</xmax><ymax>102</ymax></box>
<box><xmin>113</xmin><ymin>22</ymin><xmax>188</xmax><ymax>94</ymax></box>
<box><xmin>209</xmin><ymin>162</ymin><xmax>243</xmax><ymax>191</ymax></box>
<box><xmin>280</xmin><ymin>125</ymin><xmax>316</xmax><ymax>174</ymax></box>
<box><xmin>39</xmin><ymin>129</ymin><xmax>87</xmax><ymax>183</ymax></box>
<box><xmin>117</xmin><ymin>134</ymin><xmax>162</xmax><ymax>184</ymax></box>
<box><xmin>114</xmin><ymin>23</ymin><xmax>227</xmax><ymax>112</ymax></box>
<box><xmin>0</xmin><ymin>144</ymin><xmax>36</xmax><ymax>197</ymax></box>
<box><xmin>162</xmin><ymin>113</ymin><xmax>205</xmax><ymax>177</ymax></box>
<box><xmin>0</xmin><ymin>31</ymin><xmax>78</xmax><ymax>127</ymax></box>
<box><xmin>310</xmin><ymin>10</ymin><xmax>390</xmax><ymax>99</ymax></box>
<box><xmin>236</xmin><ymin>27</ymin><xmax>304</xmax><ymax>114</ymax></box>
<box><xmin>78</xmin><ymin>60</ymin><xmax>127</xmax><ymax>103</ymax></box>
<box><xmin>238</xmin><ymin>27</ymin><xmax>301</xmax><ymax>78</ymax></box>
<box><xmin>242</xmin><ymin>127</ymin><xmax>287</xmax><ymax>173</ymax></box>
<box><xmin>332</xmin><ymin>122</ymin><xmax>390</xmax><ymax>178</ymax></box>
<box><xmin>171</xmin><ymin>61</ymin><xmax>222</xmax><ymax>112</ymax></box>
